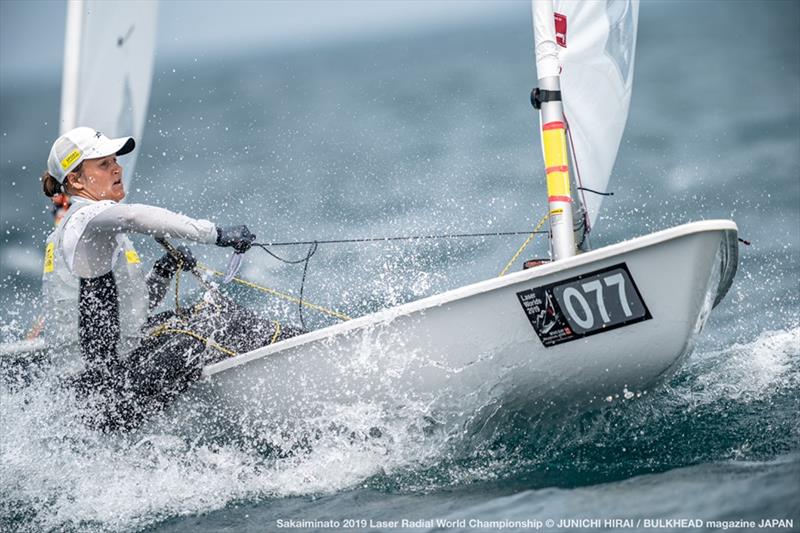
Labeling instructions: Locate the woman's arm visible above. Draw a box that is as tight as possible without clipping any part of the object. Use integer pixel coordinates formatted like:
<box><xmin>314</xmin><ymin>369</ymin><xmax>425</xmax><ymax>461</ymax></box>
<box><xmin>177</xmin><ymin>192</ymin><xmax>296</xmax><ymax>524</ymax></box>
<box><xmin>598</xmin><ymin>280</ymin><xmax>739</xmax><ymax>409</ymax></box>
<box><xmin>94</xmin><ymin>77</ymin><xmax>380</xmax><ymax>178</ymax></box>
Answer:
<box><xmin>87</xmin><ymin>203</ymin><xmax>218</xmax><ymax>244</ymax></box>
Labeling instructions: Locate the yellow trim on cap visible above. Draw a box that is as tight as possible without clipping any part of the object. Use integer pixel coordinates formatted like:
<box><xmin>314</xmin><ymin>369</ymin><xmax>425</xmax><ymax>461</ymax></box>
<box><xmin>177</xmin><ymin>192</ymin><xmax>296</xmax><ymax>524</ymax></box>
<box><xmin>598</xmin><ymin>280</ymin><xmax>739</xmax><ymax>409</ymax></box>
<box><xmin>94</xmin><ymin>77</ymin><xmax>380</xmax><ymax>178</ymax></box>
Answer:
<box><xmin>60</xmin><ymin>149</ymin><xmax>81</xmax><ymax>170</ymax></box>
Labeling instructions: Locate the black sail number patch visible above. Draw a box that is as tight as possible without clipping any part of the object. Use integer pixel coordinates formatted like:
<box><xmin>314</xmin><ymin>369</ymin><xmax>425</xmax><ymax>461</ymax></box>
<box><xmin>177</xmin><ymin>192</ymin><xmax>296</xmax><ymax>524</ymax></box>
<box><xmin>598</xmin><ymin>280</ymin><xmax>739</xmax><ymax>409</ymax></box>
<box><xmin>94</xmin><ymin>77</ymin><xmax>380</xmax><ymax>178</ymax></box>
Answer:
<box><xmin>517</xmin><ymin>263</ymin><xmax>652</xmax><ymax>347</ymax></box>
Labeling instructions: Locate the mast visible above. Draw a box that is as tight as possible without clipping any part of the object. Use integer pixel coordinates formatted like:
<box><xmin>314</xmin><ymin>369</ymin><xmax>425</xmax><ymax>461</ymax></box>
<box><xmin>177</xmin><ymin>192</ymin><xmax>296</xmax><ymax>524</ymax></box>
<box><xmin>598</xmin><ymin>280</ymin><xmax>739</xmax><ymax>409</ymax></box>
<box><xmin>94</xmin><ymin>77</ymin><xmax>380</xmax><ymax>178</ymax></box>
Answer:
<box><xmin>531</xmin><ymin>0</ymin><xmax>640</xmax><ymax>258</ymax></box>
<box><xmin>60</xmin><ymin>0</ymin><xmax>84</xmax><ymax>134</ymax></box>
<box><xmin>532</xmin><ymin>0</ymin><xmax>576</xmax><ymax>261</ymax></box>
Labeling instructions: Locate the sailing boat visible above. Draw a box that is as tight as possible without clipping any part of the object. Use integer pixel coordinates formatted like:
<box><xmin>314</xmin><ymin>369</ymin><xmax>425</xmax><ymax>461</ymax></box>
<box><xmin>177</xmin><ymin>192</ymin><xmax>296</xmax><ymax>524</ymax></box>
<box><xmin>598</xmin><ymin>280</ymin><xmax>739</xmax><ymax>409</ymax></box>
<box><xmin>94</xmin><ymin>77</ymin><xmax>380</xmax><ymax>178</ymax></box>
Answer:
<box><xmin>3</xmin><ymin>1</ymin><xmax>738</xmax><ymax>432</ymax></box>
<box><xmin>179</xmin><ymin>0</ymin><xmax>738</xmax><ymax>429</ymax></box>
<box><xmin>0</xmin><ymin>0</ymin><xmax>158</xmax><ymax>358</ymax></box>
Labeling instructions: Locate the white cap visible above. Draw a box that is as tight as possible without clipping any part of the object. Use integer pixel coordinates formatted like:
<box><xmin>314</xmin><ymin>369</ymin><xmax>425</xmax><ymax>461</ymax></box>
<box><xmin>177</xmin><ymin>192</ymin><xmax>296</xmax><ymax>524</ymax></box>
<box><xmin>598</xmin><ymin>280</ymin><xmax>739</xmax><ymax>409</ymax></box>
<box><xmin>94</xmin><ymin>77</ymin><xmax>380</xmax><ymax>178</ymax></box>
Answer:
<box><xmin>47</xmin><ymin>127</ymin><xmax>135</xmax><ymax>182</ymax></box>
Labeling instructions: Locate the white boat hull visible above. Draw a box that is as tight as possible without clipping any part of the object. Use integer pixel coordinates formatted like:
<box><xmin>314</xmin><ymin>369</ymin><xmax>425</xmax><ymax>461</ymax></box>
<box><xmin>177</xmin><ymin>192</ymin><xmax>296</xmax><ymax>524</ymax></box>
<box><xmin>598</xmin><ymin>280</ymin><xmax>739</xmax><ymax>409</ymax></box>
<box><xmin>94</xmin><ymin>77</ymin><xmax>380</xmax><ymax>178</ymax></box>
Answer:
<box><xmin>186</xmin><ymin>220</ymin><xmax>738</xmax><ymax>430</ymax></box>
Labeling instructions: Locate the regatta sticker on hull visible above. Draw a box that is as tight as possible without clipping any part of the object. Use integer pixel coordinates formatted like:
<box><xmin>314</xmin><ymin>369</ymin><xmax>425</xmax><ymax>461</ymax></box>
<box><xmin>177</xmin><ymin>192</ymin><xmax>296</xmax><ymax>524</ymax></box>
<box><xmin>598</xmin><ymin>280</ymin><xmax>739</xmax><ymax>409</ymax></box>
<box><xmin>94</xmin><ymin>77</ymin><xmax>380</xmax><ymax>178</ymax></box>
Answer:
<box><xmin>517</xmin><ymin>263</ymin><xmax>651</xmax><ymax>347</ymax></box>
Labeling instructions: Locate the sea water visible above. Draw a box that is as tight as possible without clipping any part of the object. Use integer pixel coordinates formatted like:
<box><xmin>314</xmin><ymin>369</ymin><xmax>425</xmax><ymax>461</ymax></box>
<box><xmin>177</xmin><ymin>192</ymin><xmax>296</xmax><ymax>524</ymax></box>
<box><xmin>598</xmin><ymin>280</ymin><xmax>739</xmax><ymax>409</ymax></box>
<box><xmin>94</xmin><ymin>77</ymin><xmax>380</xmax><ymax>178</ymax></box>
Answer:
<box><xmin>1</xmin><ymin>2</ymin><xmax>798</xmax><ymax>532</ymax></box>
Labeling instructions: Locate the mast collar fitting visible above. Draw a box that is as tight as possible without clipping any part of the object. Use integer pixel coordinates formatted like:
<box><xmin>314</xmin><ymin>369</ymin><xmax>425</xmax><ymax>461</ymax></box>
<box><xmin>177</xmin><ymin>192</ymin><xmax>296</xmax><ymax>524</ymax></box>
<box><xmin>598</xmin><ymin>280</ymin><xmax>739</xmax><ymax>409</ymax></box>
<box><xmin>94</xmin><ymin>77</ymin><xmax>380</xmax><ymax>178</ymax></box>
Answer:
<box><xmin>531</xmin><ymin>88</ymin><xmax>562</xmax><ymax>110</ymax></box>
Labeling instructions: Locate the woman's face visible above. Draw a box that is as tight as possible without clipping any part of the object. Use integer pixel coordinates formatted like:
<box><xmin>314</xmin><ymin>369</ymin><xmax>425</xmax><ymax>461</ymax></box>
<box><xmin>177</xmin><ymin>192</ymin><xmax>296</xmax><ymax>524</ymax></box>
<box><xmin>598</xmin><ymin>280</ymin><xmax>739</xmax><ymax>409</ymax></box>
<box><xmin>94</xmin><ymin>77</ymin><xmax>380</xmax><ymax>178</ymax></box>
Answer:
<box><xmin>69</xmin><ymin>155</ymin><xmax>126</xmax><ymax>202</ymax></box>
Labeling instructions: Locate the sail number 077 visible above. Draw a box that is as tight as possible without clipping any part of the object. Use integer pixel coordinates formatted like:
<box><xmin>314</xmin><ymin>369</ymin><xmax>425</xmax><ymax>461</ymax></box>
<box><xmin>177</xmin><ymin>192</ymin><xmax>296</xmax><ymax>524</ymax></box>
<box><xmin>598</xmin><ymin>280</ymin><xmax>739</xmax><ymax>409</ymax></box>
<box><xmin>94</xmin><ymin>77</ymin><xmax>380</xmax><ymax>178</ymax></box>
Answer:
<box><xmin>560</xmin><ymin>273</ymin><xmax>633</xmax><ymax>330</ymax></box>
<box><xmin>517</xmin><ymin>264</ymin><xmax>651</xmax><ymax>345</ymax></box>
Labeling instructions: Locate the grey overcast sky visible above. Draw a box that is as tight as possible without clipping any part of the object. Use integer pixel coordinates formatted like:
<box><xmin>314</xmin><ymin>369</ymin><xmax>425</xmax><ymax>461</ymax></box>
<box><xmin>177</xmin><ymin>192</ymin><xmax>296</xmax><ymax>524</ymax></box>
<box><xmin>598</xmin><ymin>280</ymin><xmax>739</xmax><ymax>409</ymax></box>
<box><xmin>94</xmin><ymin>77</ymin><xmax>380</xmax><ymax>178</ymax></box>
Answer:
<box><xmin>0</xmin><ymin>0</ymin><xmax>521</xmax><ymax>82</ymax></box>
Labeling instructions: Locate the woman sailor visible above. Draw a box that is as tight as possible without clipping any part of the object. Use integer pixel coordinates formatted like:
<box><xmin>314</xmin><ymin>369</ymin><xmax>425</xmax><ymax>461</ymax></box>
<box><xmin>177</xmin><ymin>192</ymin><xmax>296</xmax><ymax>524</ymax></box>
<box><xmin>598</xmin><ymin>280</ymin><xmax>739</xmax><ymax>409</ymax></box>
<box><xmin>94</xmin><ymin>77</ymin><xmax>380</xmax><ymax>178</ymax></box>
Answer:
<box><xmin>40</xmin><ymin>126</ymin><xmax>255</xmax><ymax>425</ymax></box>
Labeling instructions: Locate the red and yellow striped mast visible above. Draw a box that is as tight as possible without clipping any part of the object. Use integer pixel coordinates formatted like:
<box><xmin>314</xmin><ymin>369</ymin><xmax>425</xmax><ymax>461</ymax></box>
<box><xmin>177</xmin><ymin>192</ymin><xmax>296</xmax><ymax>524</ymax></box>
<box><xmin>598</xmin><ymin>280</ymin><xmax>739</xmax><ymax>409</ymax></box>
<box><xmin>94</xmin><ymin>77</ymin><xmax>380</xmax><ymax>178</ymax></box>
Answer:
<box><xmin>532</xmin><ymin>1</ymin><xmax>576</xmax><ymax>261</ymax></box>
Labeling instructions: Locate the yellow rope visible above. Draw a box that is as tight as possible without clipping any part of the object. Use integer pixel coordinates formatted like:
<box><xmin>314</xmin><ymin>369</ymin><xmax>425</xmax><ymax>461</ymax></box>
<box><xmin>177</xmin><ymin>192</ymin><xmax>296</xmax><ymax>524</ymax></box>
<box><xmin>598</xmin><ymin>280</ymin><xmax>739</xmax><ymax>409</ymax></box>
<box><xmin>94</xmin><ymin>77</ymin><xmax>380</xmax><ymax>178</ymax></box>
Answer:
<box><xmin>149</xmin><ymin>306</ymin><xmax>284</xmax><ymax>358</ymax></box>
<box><xmin>150</xmin><ymin>324</ymin><xmax>239</xmax><ymax>357</ymax></box>
<box><xmin>498</xmin><ymin>213</ymin><xmax>550</xmax><ymax>277</ymax></box>
<box><xmin>270</xmin><ymin>321</ymin><xmax>282</xmax><ymax>345</ymax></box>
<box><xmin>195</xmin><ymin>264</ymin><xmax>352</xmax><ymax>321</ymax></box>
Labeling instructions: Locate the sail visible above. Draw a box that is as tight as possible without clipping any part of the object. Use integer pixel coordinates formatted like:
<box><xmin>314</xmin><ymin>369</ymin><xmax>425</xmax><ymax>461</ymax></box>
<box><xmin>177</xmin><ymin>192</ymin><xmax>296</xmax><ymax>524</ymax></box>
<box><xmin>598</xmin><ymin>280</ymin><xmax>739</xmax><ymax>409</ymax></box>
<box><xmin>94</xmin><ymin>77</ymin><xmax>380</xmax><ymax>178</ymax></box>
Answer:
<box><xmin>61</xmin><ymin>0</ymin><xmax>159</xmax><ymax>188</ymax></box>
<box><xmin>532</xmin><ymin>0</ymin><xmax>639</xmax><ymax>231</ymax></box>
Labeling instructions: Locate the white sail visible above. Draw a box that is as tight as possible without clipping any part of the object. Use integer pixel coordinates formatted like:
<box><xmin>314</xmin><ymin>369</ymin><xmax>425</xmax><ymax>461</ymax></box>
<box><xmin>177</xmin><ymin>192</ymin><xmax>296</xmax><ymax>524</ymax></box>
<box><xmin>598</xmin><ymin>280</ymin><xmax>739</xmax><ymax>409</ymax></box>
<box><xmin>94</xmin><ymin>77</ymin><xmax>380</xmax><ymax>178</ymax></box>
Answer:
<box><xmin>532</xmin><ymin>0</ymin><xmax>639</xmax><ymax>231</ymax></box>
<box><xmin>61</xmin><ymin>0</ymin><xmax>159</xmax><ymax>188</ymax></box>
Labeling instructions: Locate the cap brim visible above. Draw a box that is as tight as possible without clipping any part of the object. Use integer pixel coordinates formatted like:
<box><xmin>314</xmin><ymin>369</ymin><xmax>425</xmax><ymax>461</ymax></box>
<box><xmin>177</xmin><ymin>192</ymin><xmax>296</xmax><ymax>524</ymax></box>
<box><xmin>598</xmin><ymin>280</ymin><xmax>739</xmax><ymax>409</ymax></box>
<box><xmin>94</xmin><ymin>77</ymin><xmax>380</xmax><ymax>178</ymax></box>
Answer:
<box><xmin>117</xmin><ymin>137</ymin><xmax>136</xmax><ymax>155</ymax></box>
<box><xmin>114</xmin><ymin>137</ymin><xmax>136</xmax><ymax>156</ymax></box>
<box><xmin>88</xmin><ymin>136</ymin><xmax>136</xmax><ymax>160</ymax></box>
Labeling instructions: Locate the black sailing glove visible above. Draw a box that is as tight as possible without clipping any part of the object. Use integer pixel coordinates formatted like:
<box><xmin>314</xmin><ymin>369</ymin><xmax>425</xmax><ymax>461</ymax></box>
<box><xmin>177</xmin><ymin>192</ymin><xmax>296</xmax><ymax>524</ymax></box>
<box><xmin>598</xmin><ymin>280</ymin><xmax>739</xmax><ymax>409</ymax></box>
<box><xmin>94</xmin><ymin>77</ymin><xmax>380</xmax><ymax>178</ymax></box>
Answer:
<box><xmin>152</xmin><ymin>244</ymin><xmax>197</xmax><ymax>278</ymax></box>
<box><xmin>216</xmin><ymin>225</ymin><xmax>256</xmax><ymax>253</ymax></box>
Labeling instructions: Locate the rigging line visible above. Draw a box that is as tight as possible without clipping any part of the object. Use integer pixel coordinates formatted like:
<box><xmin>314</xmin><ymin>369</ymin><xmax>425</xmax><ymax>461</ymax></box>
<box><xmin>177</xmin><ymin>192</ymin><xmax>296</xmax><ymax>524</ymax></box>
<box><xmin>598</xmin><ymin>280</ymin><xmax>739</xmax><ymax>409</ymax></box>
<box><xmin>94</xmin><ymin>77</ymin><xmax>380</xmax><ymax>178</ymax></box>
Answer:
<box><xmin>498</xmin><ymin>213</ymin><xmax>550</xmax><ymax>277</ymax></box>
<box><xmin>297</xmin><ymin>242</ymin><xmax>318</xmax><ymax>331</ymax></box>
<box><xmin>577</xmin><ymin>186</ymin><xmax>614</xmax><ymax>196</ymax></box>
<box><xmin>564</xmin><ymin>113</ymin><xmax>592</xmax><ymax>234</ymax></box>
<box><xmin>255</xmin><ymin>230</ymin><xmax>548</xmax><ymax>247</ymax></box>
<box><xmin>252</xmin><ymin>242</ymin><xmax>320</xmax><ymax>329</ymax></box>
<box><xmin>251</xmin><ymin>242</ymin><xmax>317</xmax><ymax>264</ymax></box>
<box><xmin>195</xmin><ymin>264</ymin><xmax>352</xmax><ymax>321</ymax></box>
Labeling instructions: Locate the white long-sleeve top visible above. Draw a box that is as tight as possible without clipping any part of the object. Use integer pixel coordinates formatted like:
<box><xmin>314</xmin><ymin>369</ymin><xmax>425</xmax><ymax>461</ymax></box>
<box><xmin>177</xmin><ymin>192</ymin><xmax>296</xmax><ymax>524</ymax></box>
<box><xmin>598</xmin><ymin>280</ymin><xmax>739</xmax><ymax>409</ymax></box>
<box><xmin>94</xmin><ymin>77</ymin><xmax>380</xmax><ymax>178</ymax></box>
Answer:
<box><xmin>66</xmin><ymin>197</ymin><xmax>217</xmax><ymax>278</ymax></box>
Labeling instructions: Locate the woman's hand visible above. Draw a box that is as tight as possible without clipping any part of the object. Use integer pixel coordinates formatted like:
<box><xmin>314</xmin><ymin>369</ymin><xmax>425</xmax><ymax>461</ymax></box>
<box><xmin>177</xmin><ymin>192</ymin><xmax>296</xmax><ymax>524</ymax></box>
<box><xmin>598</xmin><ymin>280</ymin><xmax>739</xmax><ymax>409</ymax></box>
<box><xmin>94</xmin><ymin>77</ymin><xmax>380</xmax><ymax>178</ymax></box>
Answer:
<box><xmin>153</xmin><ymin>244</ymin><xmax>196</xmax><ymax>278</ymax></box>
<box><xmin>216</xmin><ymin>225</ymin><xmax>256</xmax><ymax>253</ymax></box>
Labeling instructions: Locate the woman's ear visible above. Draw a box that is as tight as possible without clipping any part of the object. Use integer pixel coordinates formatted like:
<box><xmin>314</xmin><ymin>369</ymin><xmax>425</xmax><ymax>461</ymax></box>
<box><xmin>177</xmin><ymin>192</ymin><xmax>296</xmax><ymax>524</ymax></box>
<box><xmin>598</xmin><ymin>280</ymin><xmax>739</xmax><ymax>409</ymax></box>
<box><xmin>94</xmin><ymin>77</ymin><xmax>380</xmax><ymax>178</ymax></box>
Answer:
<box><xmin>65</xmin><ymin>171</ymin><xmax>84</xmax><ymax>191</ymax></box>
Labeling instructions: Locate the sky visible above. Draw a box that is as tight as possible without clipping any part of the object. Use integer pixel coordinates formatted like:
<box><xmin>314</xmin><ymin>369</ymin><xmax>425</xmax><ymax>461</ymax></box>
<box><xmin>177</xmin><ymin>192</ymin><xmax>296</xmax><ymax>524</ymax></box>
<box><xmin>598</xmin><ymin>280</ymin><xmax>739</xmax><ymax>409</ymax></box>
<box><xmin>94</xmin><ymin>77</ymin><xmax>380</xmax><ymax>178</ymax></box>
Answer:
<box><xmin>0</xmin><ymin>0</ymin><xmax>519</xmax><ymax>82</ymax></box>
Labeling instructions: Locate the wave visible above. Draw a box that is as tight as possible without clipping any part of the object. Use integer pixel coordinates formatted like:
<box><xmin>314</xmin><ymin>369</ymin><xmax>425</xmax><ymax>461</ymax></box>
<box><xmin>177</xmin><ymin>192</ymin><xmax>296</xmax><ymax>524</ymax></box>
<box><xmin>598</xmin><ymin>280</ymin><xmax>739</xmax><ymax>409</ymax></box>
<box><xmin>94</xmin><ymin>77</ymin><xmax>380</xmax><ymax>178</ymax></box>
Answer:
<box><xmin>1</xmin><ymin>325</ymin><xmax>798</xmax><ymax>532</ymax></box>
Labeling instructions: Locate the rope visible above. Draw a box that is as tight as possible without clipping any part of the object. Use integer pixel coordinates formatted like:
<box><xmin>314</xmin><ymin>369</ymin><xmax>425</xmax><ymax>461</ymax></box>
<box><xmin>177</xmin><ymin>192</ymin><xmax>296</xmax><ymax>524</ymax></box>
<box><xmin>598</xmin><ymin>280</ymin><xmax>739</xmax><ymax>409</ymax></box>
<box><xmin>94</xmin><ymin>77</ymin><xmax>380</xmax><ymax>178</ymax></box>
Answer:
<box><xmin>297</xmin><ymin>243</ymin><xmax>317</xmax><ymax>330</ymax></box>
<box><xmin>252</xmin><ymin>242</ymin><xmax>319</xmax><ymax>330</ymax></box>
<box><xmin>498</xmin><ymin>214</ymin><xmax>550</xmax><ymax>277</ymax></box>
<box><xmin>577</xmin><ymin>186</ymin><xmax>614</xmax><ymax>196</ymax></box>
<box><xmin>258</xmin><ymin>230</ymin><xmax>547</xmax><ymax>247</ymax></box>
<box><xmin>150</xmin><ymin>324</ymin><xmax>238</xmax><ymax>357</ymax></box>
<box><xmin>150</xmin><ymin>318</ymin><xmax>285</xmax><ymax>359</ymax></box>
<box><xmin>270</xmin><ymin>321</ymin><xmax>282</xmax><ymax>345</ymax></box>
<box><xmin>195</xmin><ymin>263</ymin><xmax>352</xmax><ymax>321</ymax></box>
<box><xmin>252</xmin><ymin>242</ymin><xmax>317</xmax><ymax>263</ymax></box>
